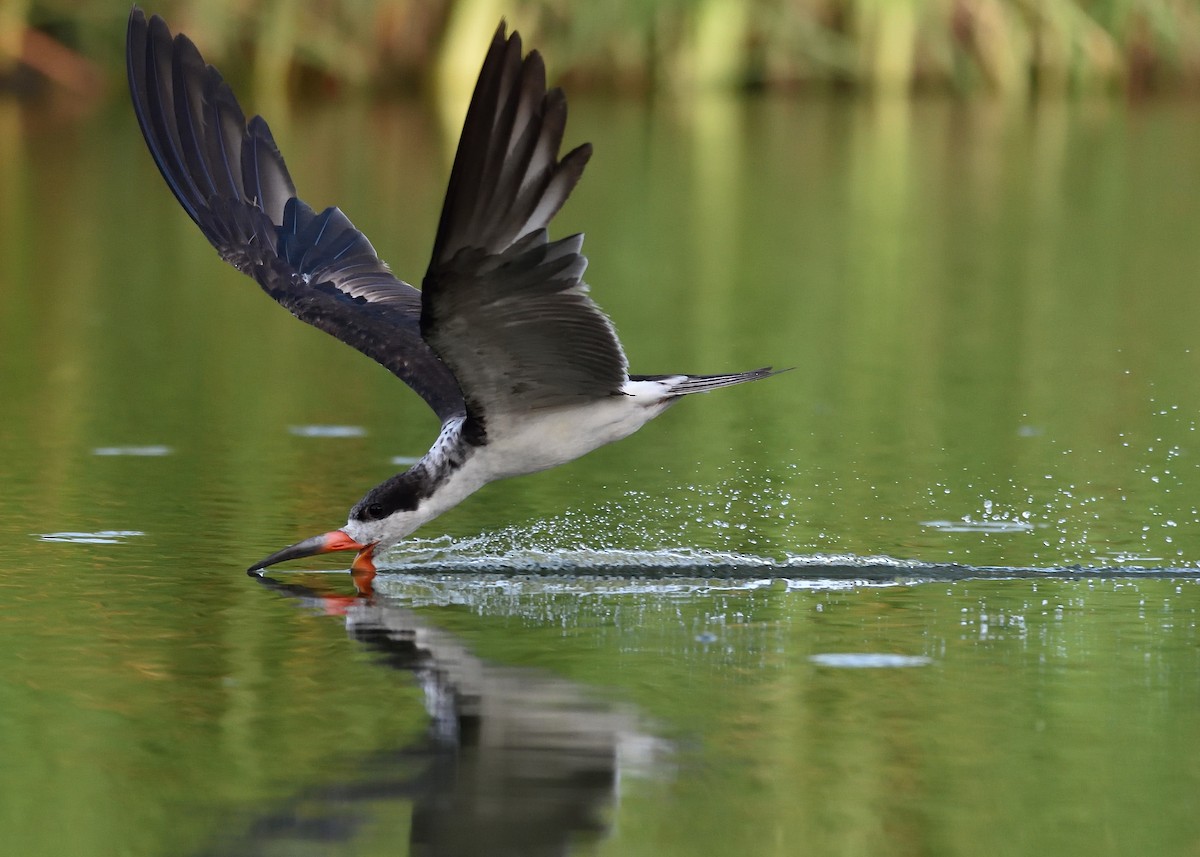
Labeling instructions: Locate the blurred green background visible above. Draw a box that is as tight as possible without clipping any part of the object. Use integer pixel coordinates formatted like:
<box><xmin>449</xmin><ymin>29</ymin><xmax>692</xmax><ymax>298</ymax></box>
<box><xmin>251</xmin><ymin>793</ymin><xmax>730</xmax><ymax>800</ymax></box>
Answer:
<box><xmin>6</xmin><ymin>0</ymin><xmax>1200</xmax><ymax>105</ymax></box>
<box><xmin>7</xmin><ymin>3</ymin><xmax>1200</xmax><ymax>855</ymax></box>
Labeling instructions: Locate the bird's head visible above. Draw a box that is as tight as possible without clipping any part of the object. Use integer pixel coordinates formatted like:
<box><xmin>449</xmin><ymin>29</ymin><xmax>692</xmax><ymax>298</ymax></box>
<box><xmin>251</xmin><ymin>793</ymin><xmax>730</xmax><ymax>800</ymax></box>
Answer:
<box><xmin>247</xmin><ymin>472</ymin><xmax>428</xmax><ymax>581</ymax></box>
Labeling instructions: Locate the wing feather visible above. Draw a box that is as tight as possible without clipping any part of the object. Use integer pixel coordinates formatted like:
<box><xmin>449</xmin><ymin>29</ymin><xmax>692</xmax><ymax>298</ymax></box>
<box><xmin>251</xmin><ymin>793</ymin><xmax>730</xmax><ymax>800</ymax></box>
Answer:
<box><xmin>422</xmin><ymin>24</ymin><xmax>626</xmax><ymax>424</ymax></box>
<box><xmin>126</xmin><ymin>8</ymin><xmax>463</xmax><ymax>422</ymax></box>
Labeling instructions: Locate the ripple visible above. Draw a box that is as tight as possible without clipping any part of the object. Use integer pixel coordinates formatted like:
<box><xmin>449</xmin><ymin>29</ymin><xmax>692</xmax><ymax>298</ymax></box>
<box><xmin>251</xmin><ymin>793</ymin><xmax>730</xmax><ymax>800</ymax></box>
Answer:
<box><xmin>1104</xmin><ymin>552</ymin><xmax>1165</xmax><ymax>565</ymax></box>
<box><xmin>809</xmin><ymin>653</ymin><xmax>933</xmax><ymax>669</ymax></box>
<box><xmin>36</xmin><ymin>530</ymin><xmax>145</xmax><ymax>544</ymax></box>
<box><xmin>288</xmin><ymin>425</ymin><xmax>366</xmax><ymax>438</ymax></box>
<box><xmin>921</xmin><ymin>519</ymin><xmax>1034</xmax><ymax>533</ymax></box>
<box><xmin>92</xmin><ymin>445</ymin><xmax>173</xmax><ymax>456</ymax></box>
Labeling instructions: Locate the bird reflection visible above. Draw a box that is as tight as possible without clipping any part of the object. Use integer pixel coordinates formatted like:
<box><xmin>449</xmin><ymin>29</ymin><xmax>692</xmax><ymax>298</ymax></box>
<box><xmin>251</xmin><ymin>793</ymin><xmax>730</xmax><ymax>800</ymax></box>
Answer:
<box><xmin>203</xmin><ymin>575</ymin><xmax>663</xmax><ymax>856</ymax></box>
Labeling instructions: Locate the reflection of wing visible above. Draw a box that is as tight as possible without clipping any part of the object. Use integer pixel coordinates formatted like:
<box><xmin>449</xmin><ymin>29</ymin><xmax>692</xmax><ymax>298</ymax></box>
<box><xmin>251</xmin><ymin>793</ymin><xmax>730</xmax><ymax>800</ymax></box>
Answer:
<box><xmin>421</xmin><ymin>24</ymin><xmax>627</xmax><ymax>421</ymax></box>
<box><xmin>126</xmin><ymin>9</ymin><xmax>464</xmax><ymax>422</ymax></box>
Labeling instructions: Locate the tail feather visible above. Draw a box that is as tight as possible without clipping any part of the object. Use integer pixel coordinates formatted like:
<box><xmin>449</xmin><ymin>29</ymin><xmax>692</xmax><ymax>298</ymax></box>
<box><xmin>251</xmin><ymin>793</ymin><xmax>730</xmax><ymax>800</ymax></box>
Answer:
<box><xmin>631</xmin><ymin>367</ymin><xmax>785</xmax><ymax>397</ymax></box>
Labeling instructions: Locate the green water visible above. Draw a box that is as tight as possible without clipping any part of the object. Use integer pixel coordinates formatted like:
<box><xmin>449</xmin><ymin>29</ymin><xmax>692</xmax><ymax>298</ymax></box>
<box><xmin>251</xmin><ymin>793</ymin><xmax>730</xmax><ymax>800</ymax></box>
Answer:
<box><xmin>2</xmin><ymin>92</ymin><xmax>1200</xmax><ymax>855</ymax></box>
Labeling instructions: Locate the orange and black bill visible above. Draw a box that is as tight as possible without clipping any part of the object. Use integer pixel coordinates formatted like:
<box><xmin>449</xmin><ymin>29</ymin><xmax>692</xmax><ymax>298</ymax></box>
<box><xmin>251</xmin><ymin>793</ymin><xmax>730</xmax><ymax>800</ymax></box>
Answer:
<box><xmin>248</xmin><ymin>530</ymin><xmax>375</xmax><ymax>576</ymax></box>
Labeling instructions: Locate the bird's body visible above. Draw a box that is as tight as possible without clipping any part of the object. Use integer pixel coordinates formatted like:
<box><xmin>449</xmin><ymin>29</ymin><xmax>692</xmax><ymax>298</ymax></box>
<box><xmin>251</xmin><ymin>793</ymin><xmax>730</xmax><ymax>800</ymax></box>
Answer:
<box><xmin>341</xmin><ymin>375</ymin><xmax>739</xmax><ymax>550</ymax></box>
<box><xmin>125</xmin><ymin>7</ymin><xmax>779</xmax><ymax>584</ymax></box>
<box><xmin>454</xmin><ymin>381</ymin><xmax>666</xmax><ymax>479</ymax></box>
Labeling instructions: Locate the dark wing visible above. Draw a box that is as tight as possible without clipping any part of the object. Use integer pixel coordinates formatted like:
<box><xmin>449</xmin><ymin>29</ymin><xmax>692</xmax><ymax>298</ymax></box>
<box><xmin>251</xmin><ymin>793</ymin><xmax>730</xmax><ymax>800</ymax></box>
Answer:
<box><xmin>420</xmin><ymin>24</ymin><xmax>627</xmax><ymax>424</ymax></box>
<box><xmin>126</xmin><ymin>8</ymin><xmax>464</xmax><ymax>422</ymax></box>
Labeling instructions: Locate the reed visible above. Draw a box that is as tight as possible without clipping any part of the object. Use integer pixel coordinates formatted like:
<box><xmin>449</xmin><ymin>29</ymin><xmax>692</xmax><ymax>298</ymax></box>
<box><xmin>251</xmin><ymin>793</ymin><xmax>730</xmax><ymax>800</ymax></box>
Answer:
<box><xmin>4</xmin><ymin>0</ymin><xmax>1200</xmax><ymax>97</ymax></box>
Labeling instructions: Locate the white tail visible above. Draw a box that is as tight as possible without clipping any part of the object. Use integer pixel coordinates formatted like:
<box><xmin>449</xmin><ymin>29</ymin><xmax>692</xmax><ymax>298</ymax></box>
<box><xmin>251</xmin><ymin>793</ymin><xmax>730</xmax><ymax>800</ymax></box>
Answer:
<box><xmin>660</xmin><ymin>367</ymin><xmax>782</xmax><ymax>397</ymax></box>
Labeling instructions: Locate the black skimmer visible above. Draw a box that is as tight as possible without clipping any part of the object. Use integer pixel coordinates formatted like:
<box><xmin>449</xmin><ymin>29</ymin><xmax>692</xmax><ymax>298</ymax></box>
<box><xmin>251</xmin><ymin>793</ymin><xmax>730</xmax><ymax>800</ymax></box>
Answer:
<box><xmin>126</xmin><ymin>8</ymin><xmax>779</xmax><ymax>587</ymax></box>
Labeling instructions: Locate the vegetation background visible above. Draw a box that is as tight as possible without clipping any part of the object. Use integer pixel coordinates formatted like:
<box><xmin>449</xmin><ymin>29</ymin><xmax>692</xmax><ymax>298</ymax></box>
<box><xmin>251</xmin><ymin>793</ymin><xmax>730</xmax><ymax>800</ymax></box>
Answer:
<box><xmin>4</xmin><ymin>0</ymin><xmax>1200</xmax><ymax>103</ymax></box>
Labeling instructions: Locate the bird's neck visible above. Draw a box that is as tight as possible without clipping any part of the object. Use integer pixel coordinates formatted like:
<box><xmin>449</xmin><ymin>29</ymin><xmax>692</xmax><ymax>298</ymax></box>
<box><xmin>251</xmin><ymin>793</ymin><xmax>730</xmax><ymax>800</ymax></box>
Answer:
<box><xmin>404</xmin><ymin>417</ymin><xmax>487</xmax><ymax>522</ymax></box>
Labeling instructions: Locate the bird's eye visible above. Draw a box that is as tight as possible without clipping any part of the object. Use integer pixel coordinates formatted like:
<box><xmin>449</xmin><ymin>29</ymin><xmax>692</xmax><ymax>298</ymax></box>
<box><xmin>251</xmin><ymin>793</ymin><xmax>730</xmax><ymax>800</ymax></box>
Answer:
<box><xmin>366</xmin><ymin>503</ymin><xmax>385</xmax><ymax>520</ymax></box>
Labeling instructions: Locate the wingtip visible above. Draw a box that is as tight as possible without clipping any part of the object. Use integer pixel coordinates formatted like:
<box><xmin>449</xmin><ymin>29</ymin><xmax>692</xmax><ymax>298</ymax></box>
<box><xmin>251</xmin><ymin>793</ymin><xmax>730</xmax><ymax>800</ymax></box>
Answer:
<box><xmin>125</xmin><ymin>8</ymin><xmax>144</xmax><ymax>73</ymax></box>
<box><xmin>492</xmin><ymin>18</ymin><xmax>523</xmax><ymax>56</ymax></box>
<box><xmin>568</xmin><ymin>141</ymin><xmax>594</xmax><ymax>168</ymax></box>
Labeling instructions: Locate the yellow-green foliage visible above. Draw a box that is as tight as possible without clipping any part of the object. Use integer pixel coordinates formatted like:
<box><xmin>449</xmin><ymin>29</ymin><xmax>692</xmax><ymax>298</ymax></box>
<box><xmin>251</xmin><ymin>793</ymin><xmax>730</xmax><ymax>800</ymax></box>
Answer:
<box><xmin>7</xmin><ymin>0</ymin><xmax>1200</xmax><ymax>96</ymax></box>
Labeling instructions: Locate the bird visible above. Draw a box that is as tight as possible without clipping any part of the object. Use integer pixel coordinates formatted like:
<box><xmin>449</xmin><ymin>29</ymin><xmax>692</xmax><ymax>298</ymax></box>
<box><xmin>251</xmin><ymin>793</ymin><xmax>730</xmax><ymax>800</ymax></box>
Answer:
<box><xmin>126</xmin><ymin>7</ymin><xmax>780</xmax><ymax>588</ymax></box>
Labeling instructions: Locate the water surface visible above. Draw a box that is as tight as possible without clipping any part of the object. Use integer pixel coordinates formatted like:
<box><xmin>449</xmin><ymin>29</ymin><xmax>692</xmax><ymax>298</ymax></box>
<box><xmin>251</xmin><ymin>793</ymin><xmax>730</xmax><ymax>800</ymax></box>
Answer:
<box><xmin>2</xmin><ymin>93</ymin><xmax>1200</xmax><ymax>855</ymax></box>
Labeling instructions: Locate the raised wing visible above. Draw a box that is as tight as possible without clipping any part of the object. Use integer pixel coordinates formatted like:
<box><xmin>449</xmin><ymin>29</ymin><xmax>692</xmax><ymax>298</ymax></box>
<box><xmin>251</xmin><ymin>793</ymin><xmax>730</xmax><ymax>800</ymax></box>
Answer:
<box><xmin>126</xmin><ymin>8</ymin><xmax>464</xmax><ymax>422</ymax></box>
<box><xmin>421</xmin><ymin>24</ymin><xmax>627</xmax><ymax>425</ymax></box>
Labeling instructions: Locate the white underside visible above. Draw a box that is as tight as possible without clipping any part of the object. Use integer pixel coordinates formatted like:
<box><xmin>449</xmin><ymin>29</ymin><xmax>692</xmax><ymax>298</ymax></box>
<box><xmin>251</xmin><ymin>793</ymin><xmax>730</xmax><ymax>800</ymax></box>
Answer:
<box><xmin>347</xmin><ymin>377</ymin><xmax>684</xmax><ymax>549</ymax></box>
<box><xmin>479</xmin><ymin>377</ymin><xmax>682</xmax><ymax>480</ymax></box>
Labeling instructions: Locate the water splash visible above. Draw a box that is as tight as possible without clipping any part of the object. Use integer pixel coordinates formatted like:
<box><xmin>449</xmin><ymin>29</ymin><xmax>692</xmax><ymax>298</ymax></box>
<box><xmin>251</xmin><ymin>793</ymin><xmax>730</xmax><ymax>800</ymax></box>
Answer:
<box><xmin>372</xmin><ymin>569</ymin><xmax>903</xmax><ymax>613</ymax></box>
<box><xmin>365</xmin><ymin>449</ymin><xmax>1200</xmax><ymax>575</ymax></box>
<box><xmin>382</xmin><ymin>537</ymin><xmax>781</xmax><ymax>573</ymax></box>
